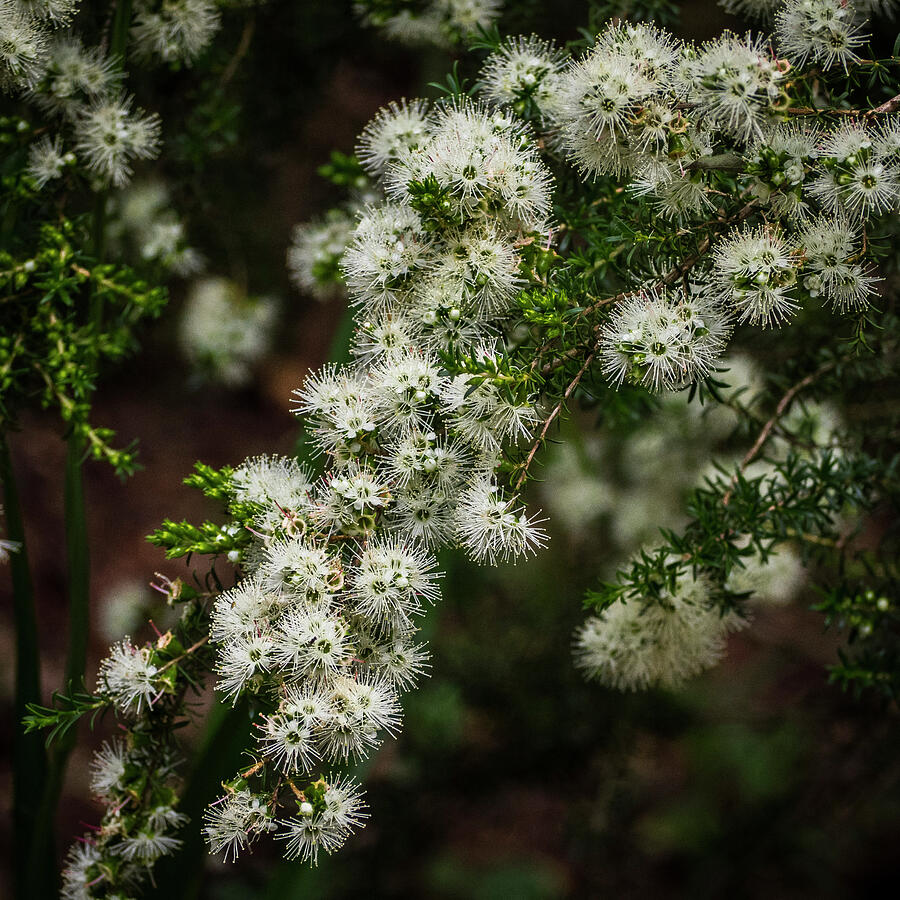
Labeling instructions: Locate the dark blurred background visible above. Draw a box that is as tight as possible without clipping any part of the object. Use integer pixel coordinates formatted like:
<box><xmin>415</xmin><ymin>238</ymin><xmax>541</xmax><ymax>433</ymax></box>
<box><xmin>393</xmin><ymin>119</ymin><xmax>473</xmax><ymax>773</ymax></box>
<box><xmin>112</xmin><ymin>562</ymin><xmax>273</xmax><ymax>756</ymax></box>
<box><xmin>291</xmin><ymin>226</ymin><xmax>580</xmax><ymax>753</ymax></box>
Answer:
<box><xmin>2</xmin><ymin>1</ymin><xmax>900</xmax><ymax>897</ymax></box>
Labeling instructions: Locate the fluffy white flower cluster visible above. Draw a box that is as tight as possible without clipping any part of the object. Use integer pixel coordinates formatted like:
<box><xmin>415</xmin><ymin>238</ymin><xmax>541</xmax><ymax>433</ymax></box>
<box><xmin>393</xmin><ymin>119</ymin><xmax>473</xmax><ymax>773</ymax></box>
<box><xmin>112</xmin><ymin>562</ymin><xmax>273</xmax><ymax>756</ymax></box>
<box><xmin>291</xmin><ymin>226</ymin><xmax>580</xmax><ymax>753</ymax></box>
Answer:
<box><xmin>355</xmin><ymin>0</ymin><xmax>500</xmax><ymax>48</ymax></box>
<box><xmin>3</xmin><ymin>13</ymin><xmax>162</xmax><ymax>187</ymax></box>
<box><xmin>722</xmin><ymin>0</ymin><xmax>897</xmax><ymax>22</ymax></box>
<box><xmin>775</xmin><ymin>0</ymin><xmax>869</xmax><ymax>70</ymax></box>
<box><xmin>131</xmin><ymin>0</ymin><xmax>221</xmax><ymax>65</ymax></box>
<box><xmin>64</xmin><ymin>646</ymin><xmax>190</xmax><ymax>898</ymax></box>
<box><xmin>478</xmin><ymin>35</ymin><xmax>569</xmax><ymax>122</ymax></box>
<box><xmin>109</xmin><ymin>178</ymin><xmax>205</xmax><ymax>275</ymax></box>
<box><xmin>548</xmin><ymin>24</ymin><xmax>785</xmax><ymax>181</ymax></box>
<box><xmin>287</xmin><ymin>209</ymin><xmax>356</xmax><ymax>301</ymax></box>
<box><xmin>179</xmin><ymin>277</ymin><xmax>279</xmax><ymax>387</ymax></box>
<box><xmin>198</xmin><ymin>98</ymin><xmax>553</xmax><ymax>865</ymax></box>
<box><xmin>5</xmin><ymin>0</ymin><xmax>239</xmax><ymax>188</ymax></box>
<box><xmin>574</xmin><ymin>565</ymin><xmax>746</xmax><ymax>691</ymax></box>
<box><xmin>599</xmin><ymin>288</ymin><xmax>733</xmax><ymax>392</ymax></box>
<box><xmin>63</xmin><ymin>735</ymin><xmax>187</xmax><ymax>897</ymax></box>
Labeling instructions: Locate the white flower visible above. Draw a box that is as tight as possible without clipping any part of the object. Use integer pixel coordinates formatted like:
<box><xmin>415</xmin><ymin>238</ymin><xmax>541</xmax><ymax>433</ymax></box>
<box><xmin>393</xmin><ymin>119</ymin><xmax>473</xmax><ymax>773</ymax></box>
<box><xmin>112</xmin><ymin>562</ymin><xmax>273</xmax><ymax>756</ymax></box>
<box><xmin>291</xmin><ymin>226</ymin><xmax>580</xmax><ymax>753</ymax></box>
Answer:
<box><xmin>119</xmin><ymin>826</ymin><xmax>182</xmax><ymax>862</ymax></box>
<box><xmin>709</xmin><ymin>225</ymin><xmax>800</xmax><ymax>327</ymax></box>
<box><xmin>600</xmin><ymin>288</ymin><xmax>732</xmax><ymax>391</ymax></box>
<box><xmin>574</xmin><ymin>568</ymin><xmax>745</xmax><ymax>690</ymax></box>
<box><xmin>775</xmin><ymin>0</ymin><xmax>868</xmax><ymax>71</ymax></box>
<box><xmin>478</xmin><ymin>34</ymin><xmax>568</xmax><ymax>122</ymax></box>
<box><xmin>204</xmin><ymin>789</ymin><xmax>275</xmax><ymax>862</ymax></box>
<box><xmin>179</xmin><ymin>277</ymin><xmax>279</xmax><ymax>387</ymax></box>
<box><xmin>553</xmin><ymin>23</ymin><xmax>679</xmax><ymax>177</ymax></box>
<box><xmin>384</xmin><ymin>99</ymin><xmax>552</xmax><ymax>231</ymax></box>
<box><xmin>98</xmin><ymin>637</ymin><xmax>159</xmax><ymax>714</ymax></box>
<box><xmin>231</xmin><ymin>454</ymin><xmax>314</xmax><ymax>534</ymax></box>
<box><xmin>455</xmin><ymin>477</ymin><xmax>547</xmax><ymax>564</ymax></box>
<box><xmin>89</xmin><ymin>740</ymin><xmax>129</xmax><ymax>800</ymax></box>
<box><xmin>257</xmin><ymin>710</ymin><xmax>321</xmax><ymax>774</ymax></box>
<box><xmin>260</xmin><ymin>537</ymin><xmax>342</xmax><ymax>600</ymax></box>
<box><xmin>342</xmin><ymin>203</ymin><xmax>431</xmax><ymax>314</ymax></box>
<box><xmin>799</xmin><ymin>214</ymin><xmax>879</xmax><ymax>311</ymax></box>
<box><xmin>357</xmin><ymin>98</ymin><xmax>431</xmax><ymax>177</ymax></box>
<box><xmin>73</xmin><ymin>93</ymin><xmax>161</xmax><ymax>187</ymax></box>
<box><xmin>349</xmin><ymin>537</ymin><xmax>440</xmax><ymax>630</ymax></box>
<box><xmin>810</xmin><ymin>121</ymin><xmax>900</xmax><ymax>220</ymax></box>
<box><xmin>35</xmin><ymin>35</ymin><xmax>118</xmax><ymax>118</ymax></box>
<box><xmin>726</xmin><ymin>544</ymin><xmax>807</xmax><ymax>605</ymax></box>
<box><xmin>271</xmin><ymin>605</ymin><xmax>352</xmax><ymax>677</ymax></box>
<box><xmin>0</xmin><ymin>0</ymin><xmax>49</xmax><ymax>92</ymax></box>
<box><xmin>678</xmin><ymin>33</ymin><xmax>785</xmax><ymax>144</ymax></box>
<box><xmin>131</xmin><ymin>0</ymin><xmax>221</xmax><ymax>65</ymax></box>
<box><xmin>60</xmin><ymin>842</ymin><xmax>101</xmax><ymax>900</ymax></box>
<box><xmin>215</xmin><ymin>632</ymin><xmax>274</xmax><ymax>702</ymax></box>
<box><xmin>288</xmin><ymin>209</ymin><xmax>355</xmax><ymax>301</ymax></box>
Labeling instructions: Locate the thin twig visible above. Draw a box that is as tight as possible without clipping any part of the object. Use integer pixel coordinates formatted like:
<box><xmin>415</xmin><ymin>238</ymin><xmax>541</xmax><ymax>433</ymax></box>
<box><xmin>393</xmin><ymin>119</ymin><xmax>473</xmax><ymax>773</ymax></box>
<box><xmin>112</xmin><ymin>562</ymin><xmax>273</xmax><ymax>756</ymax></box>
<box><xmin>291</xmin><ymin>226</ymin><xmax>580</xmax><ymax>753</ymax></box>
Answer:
<box><xmin>515</xmin><ymin>349</ymin><xmax>596</xmax><ymax>492</ymax></box>
<box><xmin>156</xmin><ymin>635</ymin><xmax>211</xmax><ymax>674</ymax></box>
<box><xmin>722</xmin><ymin>359</ymin><xmax>838</xmax><ymax>505</ymax></box>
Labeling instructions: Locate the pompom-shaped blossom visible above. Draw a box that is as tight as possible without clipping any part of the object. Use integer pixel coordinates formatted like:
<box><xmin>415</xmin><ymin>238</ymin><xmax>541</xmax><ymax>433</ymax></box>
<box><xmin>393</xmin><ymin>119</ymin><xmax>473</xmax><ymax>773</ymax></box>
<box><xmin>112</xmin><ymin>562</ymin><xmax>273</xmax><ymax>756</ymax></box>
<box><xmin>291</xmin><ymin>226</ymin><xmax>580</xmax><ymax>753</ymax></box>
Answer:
<box><xmin>211</xmin><ymin>578</ymin><xmax>282</xmax><ymax>644</ymax></box>
<box><xmin>271</xmin><ymin>604</ymin><xmax>353</xmax><ymax>678</ymax></box>
<box><xmin>719</xmin><ymin>0</ymin><xmax>782</xmax><ymax>18</ymax></box>
<box><xmin>709</xmin><ymin>224</ymin><xmax>800</xmax><ymax>327</ymax></box>
<box><xmin>131</xmin><ymin>0</ymin><xmax>221</xmax><ymax>65</ymax></box>
<box><xmin>0</xmin><ymin>0</ymin><xmax>49</xmax><ymax>91</ymax></box>
<box><xmin>574</xmin><ymin>568</ymin><xmax>745</xmax><ymax>690</ymax></box>
<box><xmin>231</xmin><ymin>454</ymin><xmax>314</xmax><ymax>535</ymax></box>
<box><xmin>747</xmin><ymin>123</ymin><xmax>820</xmax><ymax>220</ymax></box>
<box><xmin>478</xmin><ymin>34</ymin><xmax>568</xmax><ymax>121</ymax></box>
<box><xmin>384</xmin><ymin>99</ymin><xmax>552</xmax><ymax>231</ymax></box>
<box><xmin>726</xmin><ymin>543</ymin><xmax>807</xmax><ymax>605</ymax></box>
<box><xmin>352</xmin><ymin>313</ymin><xmax>417</xmax><ymax>363</ymax></box>
<box><xmin>259</xmin><ymin>537</ymin><xmax>343</xmax><ymax>600</ymax></box>
<box><xmin>341</xmin><ymin>203</ymin><xmax>431</xmax><ymax>314</ymax></box>
<box><xmin>357</xmin><ymin>98</ymin><xmax>430</xmax><ymax>177</ymax></box>
<box><xmin>427</xmin><ymin>225</ymin><xmax>522</xmax><ymax>314</ymax></box>
<box><xmin>810</xmin><ymin>120</ymin><xmax>900</xmax><ymax>220</ymax></box>
<box><xmin>89</xmin><ymin>740</ymin><xmax>128</xmax><ymax>800</ymax></box>
<box><xmin>276</xmin><ymin>775</ymin><xmax>367</xmax><ymax>864</ymax></box>
<box><xmin>678</xmin><ymin>33</ymin><xmax>786</xmax><ymax>144</ymax></box>
<box><xmin>368</xmin><ymin>349</ymin><xmax>443</xmax><ymax>435</ymax></box>
<box><xmin>204</xmin><ymin>789</ymin><xmax>276</xmax><ymax>862</ymax></box>
<box><xmin>73</xmin><ymin>93</ymin><xmax>161</xmax><ymax>186</ymax></box>
<box><xmin>26</xmin><ymin>133</ymin><xmax>73</xmax><ymax>187</ymax></box>
<box><xmin>600</xmin><ymin>288</ymin><xmax>732</xmax><ymax>391</ymax></box>
<box><xmin>313</xmin><ymin>462</ymin><xmax>391</xmax><ymax>535</ymax></box>
<box><xmin>35</xmin><ymin>35</ymin><xmax>118</xmax><ymax>118</ymax></box>
<box><xmin>18</xmin><ymin>0</ymin><xmax>79</xmax><ymax>23</ymax></box>
<box><xmin>179</xmin><ymin>277</ymin><xmax>278</xmax><ymax>387</ymax></box>
<box><xmin>775</xmin><ymin>0</ymin><xmax>868</xmax><ymax>71</ymax></box>
<box><xmin>554</xmin><ymin>23</ymin><xmax>680</xmax><ymax>177</ymax></box>
<box><xmin>98</xmin><ymin>637</ymin><xmax>160</xmax><ymax>714</ymax></box>
<box><xmin>349</xmin><ymin>538</ymin><xmax>440</xmax><ymax>630</ymax></box>
<box><xmin>455</xmin><ymin>477</ymin><xmax>547</xmax><ymax>564</ymax></box>
<box><xmin>215</xmin><ymin>631</ymin><xmax>274</xmax><ymax>702</ymax></box>
<box><xmin>799</xmin><ymin>214</ymin><xmax>879</xmax><ymax>310</ymax></box>
<box><xmin>288</xmin><ymin>209</ymin><xmax>355</xmax><ymax>301</ymax></box>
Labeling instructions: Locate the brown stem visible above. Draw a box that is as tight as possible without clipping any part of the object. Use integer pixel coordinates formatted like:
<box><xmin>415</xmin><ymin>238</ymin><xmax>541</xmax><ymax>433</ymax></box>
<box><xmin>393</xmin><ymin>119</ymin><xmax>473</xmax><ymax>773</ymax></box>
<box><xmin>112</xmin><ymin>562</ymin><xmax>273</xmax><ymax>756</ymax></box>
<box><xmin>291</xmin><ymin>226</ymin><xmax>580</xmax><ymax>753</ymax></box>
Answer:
<box><xmin>722</xmin><ymin>359</ymin><xmax>838</xmax><ymax>506</ymax></box>
<box><xmin>514</xmin><ymin>349</ymin><xmax>596</xmax><ymax>492</ymax></box>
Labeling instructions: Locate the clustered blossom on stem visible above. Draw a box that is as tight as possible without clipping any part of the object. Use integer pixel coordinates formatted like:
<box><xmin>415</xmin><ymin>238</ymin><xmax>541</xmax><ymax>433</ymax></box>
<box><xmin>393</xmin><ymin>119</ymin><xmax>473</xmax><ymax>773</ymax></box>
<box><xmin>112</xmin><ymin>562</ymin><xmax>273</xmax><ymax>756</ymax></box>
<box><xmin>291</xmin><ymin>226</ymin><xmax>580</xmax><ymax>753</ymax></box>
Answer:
<box><xmin>199</xmin><ymin>96</ymin><xmax>552</xmax><ymax>866</ymax></box>
<box><xmin>574</xmin><ymin>563</ymin><xmax>746</xmax><ymax>690</ymax></box>
<box><xmin>67</xmin><ymin>3</ymin><xmax>900</xmax><ymax>889</ymax></box>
